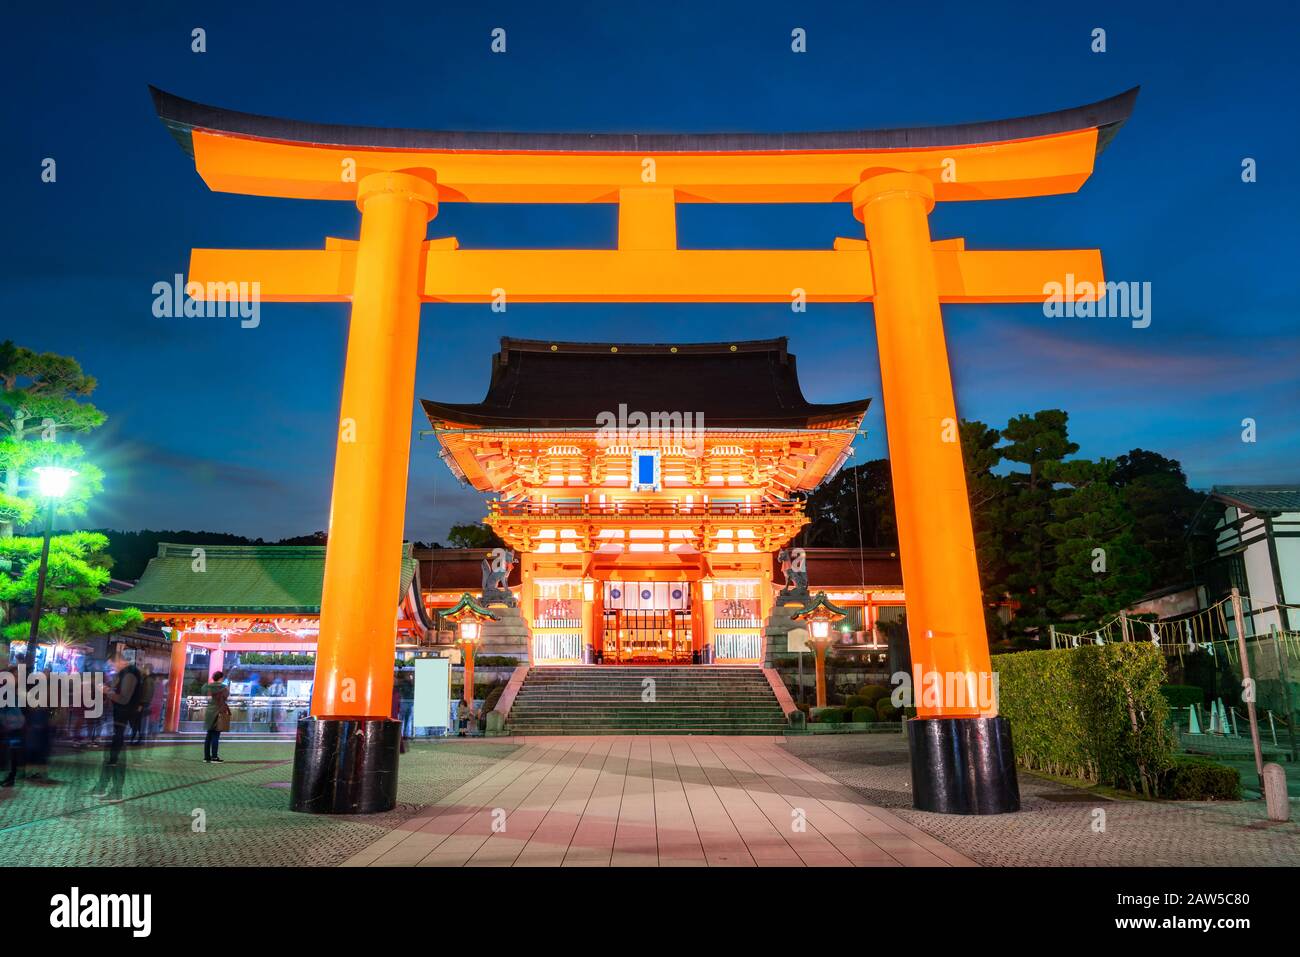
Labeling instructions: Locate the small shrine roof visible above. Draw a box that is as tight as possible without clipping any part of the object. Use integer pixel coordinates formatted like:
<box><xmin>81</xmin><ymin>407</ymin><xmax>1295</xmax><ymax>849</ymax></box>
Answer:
<box><xmin>99</xmin><ymin>542</ymin><xmax>422</xmax><ymax>616</ymax></box>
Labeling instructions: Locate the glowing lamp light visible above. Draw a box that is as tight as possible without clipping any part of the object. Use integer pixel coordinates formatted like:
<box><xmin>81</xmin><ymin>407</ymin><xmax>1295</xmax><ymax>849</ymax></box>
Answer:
<box><xmin>791</xmin><ymin>593</ymin><xmax>849</xmax><ymax>710</ymax></box>
<box><xmin>582</xmin><ymin>579</ymin><xmax>595</xmax><ymax>602</ymax></box>
<box><xmin>34</xmin><ymin>466</ymin><xmax>77</xmax><ymax>498</ymax></box>
<box><xmin>438</xmin><ymin>593</ymin><xmax>497</xmax><ymax>709</ymax></box>
<box><xmin>22</xmin><ymin>465</ymin><xmax>82</xmax><ymax>671</ymax></box>
<box><xmin>439</xmin><ymin>593</ymin><xmax>498</xmax><ymax>648</ymax></box>
<box><xmin>792</xmin><ymin>593</ymin><xmax>849</xmax><ymax>645</ymax></box>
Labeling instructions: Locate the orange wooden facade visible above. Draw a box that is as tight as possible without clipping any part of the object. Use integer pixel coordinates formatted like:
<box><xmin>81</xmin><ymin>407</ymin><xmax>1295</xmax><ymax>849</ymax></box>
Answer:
<box><xmin>428</xmin><ymin>343</ymin><xmax>865</xmax><ymax>665</ymax></box>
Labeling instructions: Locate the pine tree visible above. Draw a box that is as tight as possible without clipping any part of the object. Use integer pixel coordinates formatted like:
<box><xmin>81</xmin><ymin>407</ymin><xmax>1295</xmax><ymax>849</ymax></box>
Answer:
<box><xmin>1110</xmin><ymin>449</ymin><xmax>1208</xmax><ymax>585</ymax></box>
<box><xmin>796</xmin><ymin>458</ymin><xmax>896</xmax><ymax>549</ymax></box>
<box><xmin>1045</xmin><ymin>458</ymin><xmax>1152</xmax><ymax>625</ymax></box>
<box><xmin>997</xmin><ymin>410</ymin><xmax>1079</xmax><ymax>626</ymax></box>
<box><xmin>0</xmin><ymin>341</ymin><xmax>105</xmax><ymax>537</ymax></box>
<box><xmin>0</xmin><ymin>342</ymin><xmax>138</xmax><ymax>658</ymax></box>
<box><xmin>960</xmin><ymin>419</ymin><xmax>1008</xmax><ymax>591</ymax></box>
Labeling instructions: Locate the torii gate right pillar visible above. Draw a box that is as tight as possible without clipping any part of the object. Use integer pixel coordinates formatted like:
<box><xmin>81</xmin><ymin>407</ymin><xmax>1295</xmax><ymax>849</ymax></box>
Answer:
<box><xmin>854</xmin><ymin>171</ymin><xmax>1020</xmax><ymax>814</ymax></box>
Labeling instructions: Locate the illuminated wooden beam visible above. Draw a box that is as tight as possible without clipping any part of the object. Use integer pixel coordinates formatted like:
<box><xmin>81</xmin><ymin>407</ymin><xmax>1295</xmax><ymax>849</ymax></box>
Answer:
<box><xmin>420</xmin><ymin>247</ymin><xmax>1103</xmax><ymax>304</ymax></box>
<box><xmin>153</xmin><ymin>86</ymin><xmax>1138</xmax><ymax>204</ymax></box>
<box><xmin>189</xmin><ymin>248</ymin><xmax>354</xmax><ymax>301</ymax></box>
<box><xmin>189</xmin><ymin>245</ymin><xmax>1104</xmax><ymax>304</ymax></box>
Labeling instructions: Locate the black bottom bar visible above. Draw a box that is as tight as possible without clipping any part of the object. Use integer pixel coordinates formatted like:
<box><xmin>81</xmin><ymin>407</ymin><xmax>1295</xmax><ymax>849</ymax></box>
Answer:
<box><xmin>908</xmin><ymin>715</ymin><xmax>1020</xmax><ymax>814</ymax></box>
<box><xmin>289</xmin><ymin>717</ymin><xmax>400</xmax><ymax>814</ymax></box>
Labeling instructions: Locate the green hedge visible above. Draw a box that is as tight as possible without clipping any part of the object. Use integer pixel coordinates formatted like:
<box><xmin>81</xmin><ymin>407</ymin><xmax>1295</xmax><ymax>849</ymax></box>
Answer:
<box><xmin>875</xmin><ymin>699</ymin><xmax>900</xmax><ymax>722</ymax></box>
<box><xmin>814</xmin><ymin>707</ymin><xmax>848</xmax><ymax>723</ymax></box>
<box><xmin>850</xmin><ymin>706</ymin><xmax>875</xmax><ymax>723</ymax></box>
<box><xmin>1158</xmin><ymin>755</ymin><xmax>1240</xmax><ymax>801</ymax></box>
<box><xmin>995</xmin><ymin>643</ymin><xmax>1174</xmax><ymax>795</ymax></box>
<box><xmin>858</xmin><ymin>684</ymin><xmax>891</xmax><ymax>704</ymax></box>
<box><xmin>450</xmin><ymin>682</ymin><xmax>498</xmax><ymax>700</ymax></box>
<box><xmin>1159</xmin><ymin>684</ymin><xmax>1204</xmax><ymax>709</ymax></box>
<box><xmin>238</xmin><ymin>652</ymin><xmax>315</xmax><ymax>665</ymax></box>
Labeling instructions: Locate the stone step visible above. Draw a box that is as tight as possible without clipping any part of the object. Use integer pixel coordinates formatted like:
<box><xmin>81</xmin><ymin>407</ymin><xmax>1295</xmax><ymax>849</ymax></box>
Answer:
<box><xmin>515</xmin><ymin>686</ymin><xmax>775</xmax><ymax>691</ymax></box>
<box><xmin>509</xmin><ymin>722</ymin><xmax>785</xmax><ymax>728</ymax></box>
<box><xmin>521</xmin><ymin>687</ymin><xmax>771</xmax><ymax>692</ymax></box>
<box><xmin>527</xmin><ymin>670</ymin><xmax>765</xmax><ymax>676</ymax></box>
<box><xmin>510</xmin><ymin>728</ymin><xmax>784</xmax><ymax>736</ymax></box>
<box><xmin>511</xmin><ymin>700</ymin><xmax>781</xmax><ymax>708</ymax></box>
<box><xmin>513</xmin><ymin>705</ymin><xmax>780</xmax><ymax>711</ymax></box>
<box><xmin>513</xmin><ymin>712</ymin><xmax>782</xmax><ymax>718</ymax></box>
<box><xmin>516</xmin><ymin>691</ymin><xmax>775</xmax><ymax>699</ymax></box>
<box><xmin>511</xmin><ymin>718</ymin><xmax>784</xmax><ymax>726</ymax></box>
<box><xmin>506</xmin><ymin>662</ymin><xmax>786</xmax><ymax>734</ymax></box>
<box><xmin>521</xmin><ymin>677</ymin><xmax>770</xmax><ymax>683</ymax></box>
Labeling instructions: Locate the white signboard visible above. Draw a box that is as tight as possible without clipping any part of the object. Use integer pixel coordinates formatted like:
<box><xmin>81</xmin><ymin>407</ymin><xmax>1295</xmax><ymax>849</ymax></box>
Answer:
<box><xmin>413</xmin><ymin>657</ymin><xmax>451</xmax><ymax>730</ymax></box>
<box><xmin>786</xmin><ymin>627</ymin><xmax>810</xmax><ymax>654</ymax></box>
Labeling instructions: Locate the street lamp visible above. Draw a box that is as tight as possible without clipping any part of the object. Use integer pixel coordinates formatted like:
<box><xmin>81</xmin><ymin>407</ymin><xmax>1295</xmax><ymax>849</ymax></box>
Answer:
<box><xmin>25</xmin><ymin>466</ymin><xmax>78</xmax><ymax>670</ymax></box>
<box><xmin>792</xmin><ymin>592</ymin><xmax>849</xmax><ymax>710</ymax></box>
<box><xmin>438</xmin><ymin>593</ymin><xmax>498</xmax><ymax>709</ymax></box>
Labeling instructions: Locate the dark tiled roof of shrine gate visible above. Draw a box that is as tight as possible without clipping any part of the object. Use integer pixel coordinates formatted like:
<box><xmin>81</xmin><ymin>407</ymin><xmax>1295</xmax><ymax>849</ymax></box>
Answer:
<box><xmin>99</xmin><ymin>542</ymin><xmax>423</xmax><ymax>615</ymax></box>
<box><xmin>420</xmin><ymin>338</ymin><xmax>870</xmax><ymax>431</ymax></box>
<box><xmin>419</xmin><ymin>549</ymin><xmax>522</xmax><ymax>592</ymax></box>
<box><xmin>149</xmin><ymin>86</ymin><xmax>1137</xmax><ymax>156</ymax></box>
<box><xmin>774</xmin><ymin>548</ymin><xmax>904</xmax><ymax>589</ymax></box>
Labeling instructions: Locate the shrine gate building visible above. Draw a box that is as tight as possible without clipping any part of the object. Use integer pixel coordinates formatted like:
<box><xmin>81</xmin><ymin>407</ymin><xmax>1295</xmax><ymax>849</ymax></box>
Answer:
<box><xmin>423</xmin><ymin>336</ymin><xmax>872</xmax><ymax>666</ymax></box>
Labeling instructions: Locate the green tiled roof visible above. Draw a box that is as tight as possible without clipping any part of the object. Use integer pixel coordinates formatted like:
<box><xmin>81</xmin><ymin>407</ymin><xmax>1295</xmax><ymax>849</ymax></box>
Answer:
<box><xmin>100</xmin><ymin>542</ymin><xmax>421</xmax><ymax>615</ymax></box>
<box><xmin>1212</xmin><ymin>485</ymin><xmax>1300</xmax><ymax>513</ymax></box>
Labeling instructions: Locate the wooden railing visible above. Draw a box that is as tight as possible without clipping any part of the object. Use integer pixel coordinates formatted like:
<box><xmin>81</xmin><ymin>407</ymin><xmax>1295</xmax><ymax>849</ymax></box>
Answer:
<box><xmin>488</xmin><ymin>499</ymin><xmax>803</xmax><ymax>519</ymax></box>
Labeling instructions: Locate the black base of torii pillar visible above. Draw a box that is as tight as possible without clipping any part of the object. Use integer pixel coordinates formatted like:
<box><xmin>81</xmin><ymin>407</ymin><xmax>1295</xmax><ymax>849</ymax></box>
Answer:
<box><xmin>907</xmin><ymin>715</ymin><xmax>1020</xmax><ymax>815</ymax></box>
<box><xmin>289</xmin><ymin>718</ymin><xmax>401</xmax><ymax>814</ymax></box>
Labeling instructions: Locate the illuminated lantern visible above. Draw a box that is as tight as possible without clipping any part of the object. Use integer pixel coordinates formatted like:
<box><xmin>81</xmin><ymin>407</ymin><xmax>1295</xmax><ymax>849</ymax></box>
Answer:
<box><xmin>792</xmin><ymin>593</ymin><xmax>848</xmax><ymax>710</ymax></box>
<box><xmin>439</xmin><ymin>594</ymin><xmax>499</xmax><ymax>708</ymax></box>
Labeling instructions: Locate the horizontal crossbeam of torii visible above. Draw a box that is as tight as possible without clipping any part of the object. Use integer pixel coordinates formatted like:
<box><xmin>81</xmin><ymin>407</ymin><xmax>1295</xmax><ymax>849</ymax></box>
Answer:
<box><xmin>152</xmin><ymin>85</ymin><xmax>1137</xmax><ymax>816</ymax></box>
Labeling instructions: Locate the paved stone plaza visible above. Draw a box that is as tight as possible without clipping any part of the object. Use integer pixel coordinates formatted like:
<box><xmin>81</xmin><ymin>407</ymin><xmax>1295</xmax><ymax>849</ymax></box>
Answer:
<box><xmin>785</xmin><ymin>734</ymin><xmax>1300</xmax><ymax>868</ymax></box>
<box><xmin>344</xmin><ymin>735</ymin><xmax>973</xmax><ymax>866</ymax></box>
<box><xmin>2</xmin><ymin>734</ymin><xmax>1296</xmax><ymax>867</ymax></box>
<box><xmin>0</xmin><ymin>739</ymin><xmax>518</xmax><ymax>867</ymax></box>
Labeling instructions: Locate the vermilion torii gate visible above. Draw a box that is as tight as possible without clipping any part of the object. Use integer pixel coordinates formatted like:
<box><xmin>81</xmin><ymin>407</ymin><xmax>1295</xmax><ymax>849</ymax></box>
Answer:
<box><xmin>151</xmin><ymin>85</ymin><xmax>1136</xmax><ymax>815</ymax></box>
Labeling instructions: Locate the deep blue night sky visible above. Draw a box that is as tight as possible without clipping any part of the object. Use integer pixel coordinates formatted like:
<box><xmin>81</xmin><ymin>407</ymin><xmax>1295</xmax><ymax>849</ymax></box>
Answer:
<box><xmin>3</xmin><ymin>1</ymin><xmax>1297</xmax><ymax>541</ymax></box>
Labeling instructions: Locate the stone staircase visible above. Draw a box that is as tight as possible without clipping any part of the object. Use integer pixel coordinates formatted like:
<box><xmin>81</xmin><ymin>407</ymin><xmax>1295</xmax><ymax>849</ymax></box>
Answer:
<box><xmin>506</xmin><ymin>666</ymin><xmax>788</xmax><ymax>735</ymax></box>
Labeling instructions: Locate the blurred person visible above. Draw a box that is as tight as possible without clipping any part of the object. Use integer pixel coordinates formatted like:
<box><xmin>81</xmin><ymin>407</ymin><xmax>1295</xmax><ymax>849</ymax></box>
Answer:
<box><xmin>130</xmin><ymin>663</ymin><xmax>156</xmax><ymax>743</ymax></box>
<box><xmin>22</xmin><ymin>674</ymin><xmax>51</xmax><ymax>780</ymax></box>
<box><xmin>202</xmin><ymin>671</ymin><xmax>230</xmax><ymax>763</ymax></box>
<box><xmin>399</xmin><ymin>674</ymin><xmax>415</xmax><ymax>742</ymax></box>
<box><xmin>457</xmin><ymin>699</ymin><xmax>477</xmax><ymax>737</ymax></box>
<box><xmin>78</xmin><ymin>694</ymin><xmax>104</xmax><ymax>747</ymax></box>
<box><xmin>0</xmin><ymin>667</ymin><xmax>24</xmax><ymax>788</ymax></box>
<box><xmin>391</xmin><ymin>676</ymin><xmax>407</xmax><ymax>754</ymax></box>
<box><xmin>93</xmin><ymin>648</ymin><xmax>141</xmax><ymax>802</ymax></box>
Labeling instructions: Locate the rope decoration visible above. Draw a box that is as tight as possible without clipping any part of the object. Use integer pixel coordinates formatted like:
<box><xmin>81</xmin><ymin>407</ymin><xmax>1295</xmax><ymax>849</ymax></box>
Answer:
<box><xmin>1052</xmin><ymin>595</ymin><xmax>1298</xmax><ymax>656</ymax></box>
